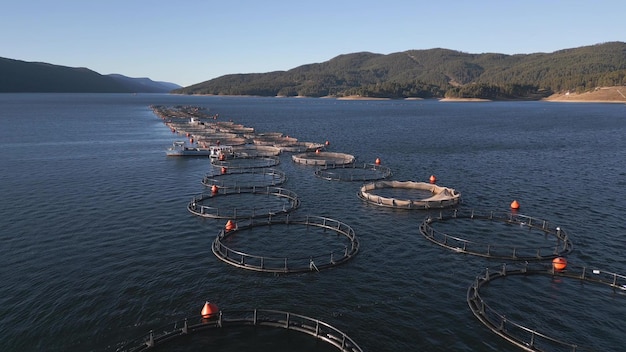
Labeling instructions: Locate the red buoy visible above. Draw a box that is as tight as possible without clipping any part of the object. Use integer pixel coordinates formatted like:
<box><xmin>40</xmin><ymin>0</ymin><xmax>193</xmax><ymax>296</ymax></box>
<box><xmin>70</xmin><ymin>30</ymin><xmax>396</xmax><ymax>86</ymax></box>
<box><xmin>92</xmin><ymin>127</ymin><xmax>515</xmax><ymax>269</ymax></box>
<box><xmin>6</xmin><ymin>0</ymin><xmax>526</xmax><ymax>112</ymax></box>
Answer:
<box><xmin>221</xmin><ymin>167</ymin><xmax>228</xmax><ymax>174</ymax></box>
<box><xmin>375</xmin><ymin>158</ymin><xmax>381</xmax><ymax>165</ymax></box>
<box><xmin>510</xmin><ymin>200</ymin><xmax>520</xmax><ymax>210</ymax></box>
<box><xmin>315</xmin><ymin>149</ymin><xmax>321</xmax><ymax>154</ymax></box>
<box><xmin>225</xmin><ymin>220</ymin><xmax>236</xmax><ymax>232</ymax></box>
<box><xmin>211</xmin><ymin>185</ymin><xmax>218</xmax><ymax>194</ymax></box>
<box><xmin>552</xmin><ymin>257</ymin><xmax>567</xmax><ymax>271</ymax></box>
<box><xmin>219</xmin><ymin>153</ymin><xmax>226</xmax><ymax>161</ymax></box>
<box><xmin>429</xmin><ymin>175</ymin><xmax>437</xmax><ymax>184</ymax></box>
<box><xmin>325</xmin><ymin>140</ymin><xmax>330</xmax><ymax>146</ymax></box>
<box><xmin>201</xmin><ymin>301</ymin><xmax>219</xmax><ymax>319</ymax></box>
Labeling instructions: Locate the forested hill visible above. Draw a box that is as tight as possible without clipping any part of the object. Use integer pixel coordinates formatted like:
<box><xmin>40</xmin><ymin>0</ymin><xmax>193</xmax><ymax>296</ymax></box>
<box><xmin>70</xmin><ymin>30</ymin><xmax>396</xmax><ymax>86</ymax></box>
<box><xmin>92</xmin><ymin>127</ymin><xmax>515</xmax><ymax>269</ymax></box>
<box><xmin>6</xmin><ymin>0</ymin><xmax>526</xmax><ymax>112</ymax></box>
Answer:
<box><xmin>174</xmin><ymin>42</ymin><xmax>626</xmax><ymax>100</ymax></box>
<box><xmin>0</xmin><ymin>57</ymin><xmax>180</xmax><ymax>93</ymax></box>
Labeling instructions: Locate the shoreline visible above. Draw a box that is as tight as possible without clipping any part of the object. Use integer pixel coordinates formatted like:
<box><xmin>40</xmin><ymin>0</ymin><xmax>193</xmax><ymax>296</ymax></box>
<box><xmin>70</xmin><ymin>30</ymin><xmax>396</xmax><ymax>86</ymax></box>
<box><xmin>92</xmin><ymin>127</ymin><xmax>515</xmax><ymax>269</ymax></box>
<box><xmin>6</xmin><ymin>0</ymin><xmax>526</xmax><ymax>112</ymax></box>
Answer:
<box><xmin>439</xmin><ymin>98</ymin><xmax>491</xmax><ymax>102</ymax></box>
<box><xmin>172</xmin><ymin>86</ymin><xmax>626</xmax><ymax>103</ymax></box>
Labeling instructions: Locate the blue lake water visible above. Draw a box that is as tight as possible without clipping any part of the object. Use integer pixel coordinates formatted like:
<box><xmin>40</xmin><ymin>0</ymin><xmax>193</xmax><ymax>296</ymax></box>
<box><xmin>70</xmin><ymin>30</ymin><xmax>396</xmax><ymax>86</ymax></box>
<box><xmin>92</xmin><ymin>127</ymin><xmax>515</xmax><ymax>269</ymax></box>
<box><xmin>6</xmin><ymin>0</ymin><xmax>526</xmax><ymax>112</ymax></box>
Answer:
<box><xmin>1</xmin><ymin>93</ymin><xmax>625</xmax><ymax>351</ymax></box>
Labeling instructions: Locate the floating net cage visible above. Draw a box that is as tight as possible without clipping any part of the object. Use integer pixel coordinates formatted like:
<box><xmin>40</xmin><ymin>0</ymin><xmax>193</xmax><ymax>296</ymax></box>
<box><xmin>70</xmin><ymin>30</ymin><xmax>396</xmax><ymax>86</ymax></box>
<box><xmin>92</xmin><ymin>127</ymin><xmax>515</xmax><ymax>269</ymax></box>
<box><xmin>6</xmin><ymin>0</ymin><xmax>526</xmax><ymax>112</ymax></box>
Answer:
<box><xmin>252</xmin><ymin>135</ymin><xmax>299</xmax><ymax>147</ymax></box>
<box><xmin>232</xmin><ymin>144</ymin><xmax>282</xmax><ymax>157</ymax></box>
<box><xmin>244</xmin><ymin>131</ymin><xmax>283</xmax><ymax>139</ymax></box>
<box><xmin>213</xmin><ymin>121</ymin><xmax>255</xmax><ymax>134</ymax></box>
<box><xmin>116</xmin><ymin>308</ymin><xmax>364</xmax><ymax>352</ymax></box>
<box><xmin>280</xmin><ymin>142</ymin><xmax>325</xmax><ymax>153</ymax></box>
<box><xmin>419</xmin><ymin>209</ymin><xmax>573</xmax><ymax>260</ymax></box>
<box><xmin>358</xmin><ymin>181</ymin><xmax>461</xmax><ymax>209</ymax></box>
<box><xmin>212</xmin><ymin>214</ymin><xmax>360</xmax><ymax>273</ymax></box>
<box><xmin>187</xmin><ymin>186</ymin><xmax>300</xmax><ymax>219</ymax></box>
<box><xmin>315</xmin><ymin>163</ymin><xmax>392</xmax><ymax>181</ymax></box>
<box><xmin>196</xmin><ymin>131</ymin><xmax>239</xmax><ymax>139</ymax></box>
<box><xmin>202</xmin><ymin>168</ymin><xmax>287</xmax><ymax>189</ymax></box>
<box><xmin>292</xmin><ymin>152</ymin><xmax>355</xmax><ymax>166</ymax></box>
<box><xmin>211</xmin><ymin>156</ymin><xmax>280</xmax><ymax>169</ymax></box>
<box><xmin>467</xmin><ymin>261</ymin><xmax>626</xmax><ymax>352</ymax></box>
<box><xmin>196</xmin><ymin>136</ymin><xmax>248</xmax><ymax>147</ymax></box>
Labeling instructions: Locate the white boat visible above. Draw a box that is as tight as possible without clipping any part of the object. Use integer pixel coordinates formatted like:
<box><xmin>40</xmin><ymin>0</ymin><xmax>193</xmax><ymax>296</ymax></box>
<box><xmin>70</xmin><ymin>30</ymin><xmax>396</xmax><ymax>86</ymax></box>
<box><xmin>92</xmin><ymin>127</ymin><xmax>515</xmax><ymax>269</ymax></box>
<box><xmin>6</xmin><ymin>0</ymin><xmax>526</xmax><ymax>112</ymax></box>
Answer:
<box><xmin>166</xmin><ymin>141</ymin><xmax>235</xmax><ymax>159</ymax></box>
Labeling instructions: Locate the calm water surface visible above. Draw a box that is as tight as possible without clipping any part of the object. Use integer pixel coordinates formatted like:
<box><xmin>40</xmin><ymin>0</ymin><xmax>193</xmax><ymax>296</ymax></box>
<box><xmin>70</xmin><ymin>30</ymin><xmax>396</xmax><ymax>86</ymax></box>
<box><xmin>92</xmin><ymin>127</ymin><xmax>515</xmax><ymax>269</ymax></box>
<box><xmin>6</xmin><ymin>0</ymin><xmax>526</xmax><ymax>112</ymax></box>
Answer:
<box><xmin>1</xmin><ymin>94</ymin><xmax>625</xmax><ymax>351</ymax></box>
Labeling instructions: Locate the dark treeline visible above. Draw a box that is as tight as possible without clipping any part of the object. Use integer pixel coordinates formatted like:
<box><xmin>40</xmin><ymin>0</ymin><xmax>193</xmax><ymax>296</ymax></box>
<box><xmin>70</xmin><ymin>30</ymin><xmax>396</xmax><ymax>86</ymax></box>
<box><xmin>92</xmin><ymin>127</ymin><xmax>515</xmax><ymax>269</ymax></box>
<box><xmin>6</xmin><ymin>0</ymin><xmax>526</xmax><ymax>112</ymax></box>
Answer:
<box><xmin>175</xmin><ymin>42</ymin><xmax>626</xmax><ymax>99</ymax></box>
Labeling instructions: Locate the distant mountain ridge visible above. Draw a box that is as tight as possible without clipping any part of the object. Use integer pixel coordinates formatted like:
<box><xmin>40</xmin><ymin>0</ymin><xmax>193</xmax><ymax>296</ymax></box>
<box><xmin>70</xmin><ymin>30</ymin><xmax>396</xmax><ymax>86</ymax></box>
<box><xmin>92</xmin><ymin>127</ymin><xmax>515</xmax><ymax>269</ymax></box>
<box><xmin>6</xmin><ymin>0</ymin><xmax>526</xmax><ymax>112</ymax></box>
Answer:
<box><xmin>0</xmin><ymin>57</ymin><xmax>181</xmax><ymax>93</ymax></box>
<box><xmin>3</xmin><ymin>42</ymin><xmax>625</xmax><ymax>98</ymax></box>
<box><xmin>174</xmin><ymin>41</ymin><xmax>626</xmax><ymax>100</ymax></box>
<box><xmin>106</xmin><ymin>74</ymin><xmax>182</xmax><ymax>93</ymax></box>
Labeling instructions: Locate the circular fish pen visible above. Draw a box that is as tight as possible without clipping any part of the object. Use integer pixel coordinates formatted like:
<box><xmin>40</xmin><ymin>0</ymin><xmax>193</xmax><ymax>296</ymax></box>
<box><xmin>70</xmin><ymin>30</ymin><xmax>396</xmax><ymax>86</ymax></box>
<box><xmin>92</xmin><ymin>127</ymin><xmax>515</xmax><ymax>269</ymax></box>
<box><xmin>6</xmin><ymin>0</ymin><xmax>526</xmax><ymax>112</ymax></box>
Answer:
<box><xmin>202</xmin><ymin>168</ymin><xmax>287</xmax><ymax>188</ymax></box>
<box><xmin>188</xmin><ymin>186</ymin><xmax>300</xmax><ymax>219</ymax></box>
<box><xmin>197</xmin><ymin>136</ymin><xmax>248</xmax><ymax>146</ymax></box>
<box><xmin>211</xmin><ymin>156</ymin><xmax>280</xmax><ymax>169</ymax></box>
<box><xmin>467</xmin><ymin>261</ymin><xmax>626</xmax><ymax>351</ymax></box>
<box><xmin>116</xmin><ymin>308</ymin><xmax>364</xmax><ymax>352</ymax></box>
<box><xmin>232</xmin><ymin>144</ymin><xmax>282</xmax><ymax>157</ymax></box>
<box><xmin>315</xmin><ymin>163</ymin><xmax>392</xmax><ymax>181</ymax></box>
<box><xmin>252</xmin><ymin>135</ymin><xmax>298</xmax><ymax>147</ymax></box>
<box><xmin>212</xmin><ymin>215</ymin><xmax>359</xmax><ymax>273</ymax></box>
<box><xmin>280</xmin><ymin>141</ymin><xmax>325</xmax><ymax>153</ymax></box>
<box><xmin>213</xmin><ymin>121</ymin><xmax>255</xmax><ymax>134</ymax></box>
<box><xmin>419</xmin><ymin>208</ymin><xmax>573</xmax><ymax>260</ymax></box>
<box><xmin>357</xmin><ymin>181</ymin><xmax>461</xmax><ymax>209</ymax></box>
<box><xmin>292</xmin><ymin>151</ymin><xmax>355</xmax><ymax>166</ymax></box>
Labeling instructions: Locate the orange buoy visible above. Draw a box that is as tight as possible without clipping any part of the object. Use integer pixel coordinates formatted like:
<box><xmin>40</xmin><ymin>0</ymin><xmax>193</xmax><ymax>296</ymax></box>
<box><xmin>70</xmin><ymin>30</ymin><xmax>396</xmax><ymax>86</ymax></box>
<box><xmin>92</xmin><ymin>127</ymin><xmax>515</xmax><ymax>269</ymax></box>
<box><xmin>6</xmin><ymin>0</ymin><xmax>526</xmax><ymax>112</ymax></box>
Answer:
<box><xmin>552</xmin><ymin>257</ymin><xmax>567</xmax><ymax>271</ymax></box>
<box><xmin>510</xmin><ymin>200</ymin><xmax>520</xmax><ymax>210</ymax></box>
<box><xmin>221</xmin><ymin>167</ymin><xmax>228</xmax><ymax>174</ymax></box>
<box><xmin>225</xmin><ymin>220</ymin><xmax>236</xmax><ymax>232</ymax></box>
<box><xmin>211</xmin><ymin>185</ymin><xmax>218</xmax><ymax>194</ymax></box>
<box><xmin>201</xmin><ymin>301</ymin><xmax>219</xmax><ymax>319</ymax></box>
<box><xmin>375</xmin><ymin>158</ymin><xmax>381</xmax><ymax>165</ymax></box>
<box><xmin>325</xmin><ymin>140</ymin><xmax>330</xmax><ymax>146</ymax></box>
<box><xmin>429</xmin><ymin>175</ymin><xmax>437</xmax><ymax>184</ymax></box>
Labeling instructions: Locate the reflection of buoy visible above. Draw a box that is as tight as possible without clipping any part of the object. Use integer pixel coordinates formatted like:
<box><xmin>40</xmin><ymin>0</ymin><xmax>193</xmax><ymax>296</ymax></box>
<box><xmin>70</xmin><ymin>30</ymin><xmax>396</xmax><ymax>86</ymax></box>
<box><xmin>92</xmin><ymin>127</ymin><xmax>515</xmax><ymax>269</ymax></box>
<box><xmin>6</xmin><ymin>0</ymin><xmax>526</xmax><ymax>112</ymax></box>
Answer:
<box><xmin>429</xmin><ymin>175</ymin><xmax>437</xmax><ymax>184</ymax></box>
<box><xmin>510</xmin><ymin>200</ymin><xmax>520</xmax><ymax>210</ymax></box>
<box><xmin>211</xmin><ymin>185</ymin><xmax>218</xmax><ymax>194</ymax></box>
<box><xmin>375</xmin><ymin>158</ymin><xmax>381</xmax><ymax>165</ymax></box>
<box><xmin>325</xmin><ymin>140</ymin><xmax>330</xmax><ymax>146</ymax></box>
<box><xmin>225</xmin><ymin>220</ymin><xmax>236</xmax><ymax>232</ymax></box>
<box><xmin>201</xmin><ymin>301</ymin><xmax>219</xmax><ymax>319</ymax></box>
<box><xmin>221</xmin><ymin>167</ymin><xmax>227</xmax><ymax>174</ymax></box>
<box><xmin>552</xmin><ymin>257</ymin><xmax>567</xmax><ymax>271</ymax></box>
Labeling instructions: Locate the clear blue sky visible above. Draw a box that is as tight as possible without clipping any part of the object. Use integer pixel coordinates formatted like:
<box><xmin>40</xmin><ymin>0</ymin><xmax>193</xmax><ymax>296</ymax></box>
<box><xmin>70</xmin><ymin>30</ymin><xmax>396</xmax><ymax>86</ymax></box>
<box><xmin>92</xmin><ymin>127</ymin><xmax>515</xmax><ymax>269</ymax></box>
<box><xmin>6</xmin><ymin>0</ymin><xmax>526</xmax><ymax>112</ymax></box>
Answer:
<box><xmin>2</xmin><ymin>0</ymin><xmax>624</xmax><ymax>87</ymax></box>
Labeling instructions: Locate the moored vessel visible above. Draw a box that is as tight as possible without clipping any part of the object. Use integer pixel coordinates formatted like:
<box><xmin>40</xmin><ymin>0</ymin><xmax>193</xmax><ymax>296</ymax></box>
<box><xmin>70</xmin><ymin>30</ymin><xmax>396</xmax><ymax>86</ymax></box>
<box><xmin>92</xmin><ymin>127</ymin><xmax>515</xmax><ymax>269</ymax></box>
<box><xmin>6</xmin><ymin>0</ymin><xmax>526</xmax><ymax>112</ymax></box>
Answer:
<box><xmin>167</xmin><ymin>141</ymin><xmax>235</xmax><ymax>159</ymax></box>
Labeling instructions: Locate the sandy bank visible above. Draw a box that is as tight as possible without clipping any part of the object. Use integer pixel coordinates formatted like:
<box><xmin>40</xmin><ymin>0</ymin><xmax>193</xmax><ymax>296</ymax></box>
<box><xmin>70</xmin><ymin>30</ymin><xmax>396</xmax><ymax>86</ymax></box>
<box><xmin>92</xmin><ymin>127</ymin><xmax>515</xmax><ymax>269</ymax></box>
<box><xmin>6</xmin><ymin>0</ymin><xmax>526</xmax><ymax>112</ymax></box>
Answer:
<box><xmin>543</xmin><ymin>86</ymin><xmax>626</xmax><ymax>103</ymax></box>
<box><xmin>336</xmin><ymin>95</ymin><xmax>391</xmax><ymax>100</ymax></box>
<box><xmin>439</xmin><ymin>98</ymin><xmax>491</xmax><ymax>102</ymax></box>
